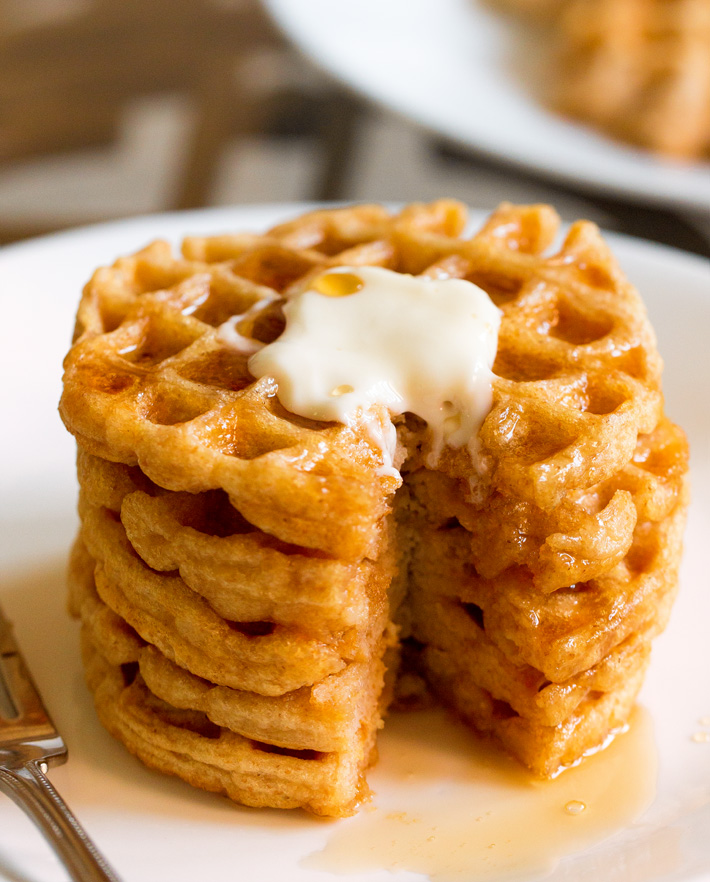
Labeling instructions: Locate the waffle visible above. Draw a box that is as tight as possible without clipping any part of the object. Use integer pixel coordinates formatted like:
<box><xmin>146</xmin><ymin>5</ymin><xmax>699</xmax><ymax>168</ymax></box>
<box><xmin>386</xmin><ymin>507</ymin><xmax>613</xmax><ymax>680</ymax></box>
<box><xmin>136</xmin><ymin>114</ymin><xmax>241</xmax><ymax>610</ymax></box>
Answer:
<box><xmin>400</xmin><ymin>486</ymin><xmax>685</xmax><ymax>776</ymax></box>
<box><xmin>81</xmin><ymin>637</ymin><xmax>380</xmax><ymax>816</ymax></box>
<box><xmin>68</xmin><ymin>541</ymin><xmax>393</xmax><ymax>816</ymax></box>
<box><xmin>60</xmin><ymin>200</ymin><xmax>687</xmax><ymax>814</ymax></box>
<box><xmin>61</xmin><ymin>201</ymin><xmax>663</xmax><ymax>530</ymax></box>
<box><xmin>403</xmin><ymin>415</ymin><xmax>687</xmax><ymax>593</ymax></box>
<box><xmin>420</xmin><ymin>645</ymin><xmax>649</xmax><ymax>775</ymax></box>
<box><xmin>75</xmin><ymin>449</ymin><xmax>380</xmax><ymax>637</ymax></box>
<box><xmin>488</xmin><ymin>0</ymin><xmax>710</xmax><ymax>158</ymax></box>
<box><xmin>554</xmin><ymin>0</ymin><xmax>710</xmax><ymax>157</ymax></box>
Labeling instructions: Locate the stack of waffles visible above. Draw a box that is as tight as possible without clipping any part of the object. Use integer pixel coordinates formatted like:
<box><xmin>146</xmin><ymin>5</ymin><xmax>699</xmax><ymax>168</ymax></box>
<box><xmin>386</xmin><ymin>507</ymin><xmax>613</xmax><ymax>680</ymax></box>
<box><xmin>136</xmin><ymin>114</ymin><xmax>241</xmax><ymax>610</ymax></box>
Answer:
<box><xmin>60</xmin><ymin>201</ymin><xmax>688</xmax><ymax>815</ymax></box>
<box><xmin>489</xmin><ymin>0</ymin><xmax>710</xmax><ymax>158</ymax></box>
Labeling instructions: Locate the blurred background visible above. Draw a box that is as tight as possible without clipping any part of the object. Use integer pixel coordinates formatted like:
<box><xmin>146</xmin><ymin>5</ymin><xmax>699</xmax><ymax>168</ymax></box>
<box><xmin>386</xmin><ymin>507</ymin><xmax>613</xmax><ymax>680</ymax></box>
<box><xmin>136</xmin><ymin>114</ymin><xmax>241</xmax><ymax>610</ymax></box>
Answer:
<box><xmin>0</xmin><ymin>0</ymin><xmax>708</xmax><ymax>252</ymax></box>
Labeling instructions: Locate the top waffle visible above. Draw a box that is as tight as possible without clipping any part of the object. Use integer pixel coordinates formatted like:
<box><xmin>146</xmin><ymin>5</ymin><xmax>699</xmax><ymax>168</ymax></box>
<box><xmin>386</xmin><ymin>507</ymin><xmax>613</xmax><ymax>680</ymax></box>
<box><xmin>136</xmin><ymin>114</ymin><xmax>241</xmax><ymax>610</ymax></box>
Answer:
<box><xmin>60</xmin><ymin>201</ymin><xmax>664</xmax><ymax>561</ymax></box>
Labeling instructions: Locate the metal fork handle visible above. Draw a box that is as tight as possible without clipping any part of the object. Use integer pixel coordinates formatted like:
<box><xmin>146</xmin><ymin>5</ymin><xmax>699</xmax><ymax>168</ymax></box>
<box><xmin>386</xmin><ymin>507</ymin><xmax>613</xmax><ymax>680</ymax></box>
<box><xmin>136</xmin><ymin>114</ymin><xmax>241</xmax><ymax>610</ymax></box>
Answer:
<box><xmin>0</xmin><ymin>760</ymin><xmax>121</xmax><ymax>882</ymax></box>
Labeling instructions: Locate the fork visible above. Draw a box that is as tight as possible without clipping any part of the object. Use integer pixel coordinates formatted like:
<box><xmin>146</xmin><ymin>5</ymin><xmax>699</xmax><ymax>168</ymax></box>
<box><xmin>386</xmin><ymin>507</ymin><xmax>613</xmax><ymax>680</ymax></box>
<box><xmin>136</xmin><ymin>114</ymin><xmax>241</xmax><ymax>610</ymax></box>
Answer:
<box><xmin>0</xmin><ymin>603</ymin><xmax>121</xmax><ymax>882</ymax></box>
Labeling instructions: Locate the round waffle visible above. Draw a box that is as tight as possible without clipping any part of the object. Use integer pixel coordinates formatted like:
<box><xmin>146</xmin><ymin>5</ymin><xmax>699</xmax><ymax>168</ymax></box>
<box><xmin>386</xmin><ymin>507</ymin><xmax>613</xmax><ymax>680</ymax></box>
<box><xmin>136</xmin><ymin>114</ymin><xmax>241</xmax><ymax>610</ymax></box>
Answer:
<box><xmin>61</xmin><ymin>201</ymin><xmax>664</xmax><ymax>557</ymax></box>
<box><xmin>82</xmin><ymin>636</ymin><xmax>376</xmax><ymax>816</ymax></box>
<box><xmin>554</xmin><ymin>0</ymin><xmax>710</xmax><ymax>158</ymax></box>
<box><xmin>60</xmin><ymin>201</ymin><xmax>688</xmax><ymax>812</ymax></box>
<box><xmin>76</xmin><ymin>449</ymin><xmax>385</xmax><ymax>636</ymax></box>
<box><xmin>70</xmin><ymin>538</ymin><xmax>395</xmax><ymax>816</ymax></box>
<box><xmin>490</xmin><ymin>0</ymin><xmax>710</xmax><ymax>158</ymax></box>
<box><xmin>69</xmin><ymin>546</ymin><xmax>393</xmax><ymax>756</ymax></box>
<box><xmin>78</xmin><ymin>501</ymin><xmax>393</xmax><ymax>695</ymax></box>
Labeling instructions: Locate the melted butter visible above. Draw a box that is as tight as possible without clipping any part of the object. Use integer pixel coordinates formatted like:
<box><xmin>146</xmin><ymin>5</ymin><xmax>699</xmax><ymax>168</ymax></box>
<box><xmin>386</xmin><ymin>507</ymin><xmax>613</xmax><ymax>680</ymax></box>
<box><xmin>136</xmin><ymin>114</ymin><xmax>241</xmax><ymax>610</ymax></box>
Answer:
<box><xmin>216</xmin><ymin>297</ymin><xmax>275</xmax><ymax>355</ymax></box>
<box><xmin>246</xmin><ymin>266</ymin><xmax>501</xmax><ymax>474</ymax></box>
<box><xmin>303</xmin><ymin>706</ymin><xmax>656</xmax><ymax>882</ymax></box>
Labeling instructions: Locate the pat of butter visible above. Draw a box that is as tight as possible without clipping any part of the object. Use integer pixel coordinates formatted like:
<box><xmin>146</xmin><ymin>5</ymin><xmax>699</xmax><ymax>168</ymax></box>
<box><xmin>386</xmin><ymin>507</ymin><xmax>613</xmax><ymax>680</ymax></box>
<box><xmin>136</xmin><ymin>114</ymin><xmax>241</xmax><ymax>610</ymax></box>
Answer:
<box><xmin>244</xmin><ymin>265</ymin><xmax>500</xmax><ymax>473</ymax></box>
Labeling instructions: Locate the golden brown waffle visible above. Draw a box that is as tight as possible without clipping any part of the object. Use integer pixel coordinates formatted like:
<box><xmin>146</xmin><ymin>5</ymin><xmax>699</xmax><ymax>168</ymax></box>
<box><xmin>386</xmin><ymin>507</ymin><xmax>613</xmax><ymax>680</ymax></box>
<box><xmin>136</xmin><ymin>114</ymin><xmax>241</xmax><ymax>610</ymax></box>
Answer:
<box><xmin>69</xmin><ymin>539</ymin><xmax>395</xmax><ymax>816</ymax></box>
<box><xmin>75</xmin><ymin>449</ymin><xmax>397</xmax><ymax>695</ymax></box>
<box><xmin>79</xmin><ymin>501</ymin><xmax>386</xmax><ymax>694</ymax></box>
<box><xmin>61</xmin><ymin>201</ymin><xmax>663</xmax><ymax>527</ymax></box>
<box><xmin>76</xmin><ymin>450</ymin><xmax>382</xmax><ymax>637</ymax></box>
<box><xmin>490</xmin><ymin>0</ymin><xmax>710</xmax><ymax>157</ymax></box>
<box><xmin>419</xmin><ymin>645</ymin><xmax>648</xmax><ymax>776</ymax></box>
<box><xmin>60</xmin><ymin>201</ymin><xmax>687</xmax><ymax>812</ymax></box>
<box><xmin>406</xmin><ymin>492</ymin><xmax>686</xmax><ymax>683</ymax></box>
<box><xmin>397</xmin><ymin>411</ymin><xmax>687</xmax><ymax>774</ymax></box>
<box><xmin>69</xmin><ymin>545</ymin><xmax>392</xmax><ymax>758</ymax></box>
<box><xmin>403</xmin><ymin>416</ymin><xmax>686</xmax><ymax>593</ymax></box>
<box><xmin>554</xmin><ymin>0</ymin><xmax>710</xmax><ymax>157</ymax></box>
<box><xmin>81</xmin><ymin>637</ymin><xmax>379</xmax><ymax>816</ymax></box>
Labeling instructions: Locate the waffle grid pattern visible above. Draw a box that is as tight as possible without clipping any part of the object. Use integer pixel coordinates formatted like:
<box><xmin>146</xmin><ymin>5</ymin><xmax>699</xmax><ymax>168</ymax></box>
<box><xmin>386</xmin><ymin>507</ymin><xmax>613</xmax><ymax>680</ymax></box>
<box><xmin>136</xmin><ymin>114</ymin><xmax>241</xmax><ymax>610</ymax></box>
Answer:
<box><xmin>60</xmin><ymin>201</ymin><xmax>688</xmax><ymax>812</ymax></box>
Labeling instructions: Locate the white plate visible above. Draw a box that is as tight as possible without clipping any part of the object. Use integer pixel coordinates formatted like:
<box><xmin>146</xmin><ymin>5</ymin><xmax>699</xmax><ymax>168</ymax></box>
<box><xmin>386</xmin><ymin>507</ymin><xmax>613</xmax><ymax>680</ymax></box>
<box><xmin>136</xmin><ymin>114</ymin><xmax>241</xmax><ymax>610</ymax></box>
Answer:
<box><xmin>264</xmin><ymin>0</ymin><xmax>710</xmax><ymax>214</ymax></box>
<box><xmin>0</xmin><ymin>204</ymin><xmax>709</xmax><ymax>882</ymax></box>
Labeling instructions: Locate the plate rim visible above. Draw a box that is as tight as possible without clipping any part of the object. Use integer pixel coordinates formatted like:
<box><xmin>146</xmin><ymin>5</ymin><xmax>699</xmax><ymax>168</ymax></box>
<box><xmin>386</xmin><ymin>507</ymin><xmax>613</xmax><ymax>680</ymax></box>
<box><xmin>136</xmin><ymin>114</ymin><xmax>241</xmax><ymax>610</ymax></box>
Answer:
<box><xmin>1</xmin><ymin>201</ymin><xmax>709</xmax><ymax>882</ymax></box>
<box><xmin>263</xmin><ymin>0</ymin><xmax>710</xmax><ymax>214</ymax></box>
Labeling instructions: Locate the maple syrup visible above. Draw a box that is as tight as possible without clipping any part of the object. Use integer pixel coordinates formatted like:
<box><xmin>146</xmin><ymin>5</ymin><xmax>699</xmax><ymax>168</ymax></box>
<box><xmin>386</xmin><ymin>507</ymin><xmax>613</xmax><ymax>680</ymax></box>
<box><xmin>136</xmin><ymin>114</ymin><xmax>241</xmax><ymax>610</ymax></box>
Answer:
<box><xmin>304</xmin><ymin>705</ymin><xmax>656</xmax><ymax>881</ymax></box>
<box><xmin>312</xmin><ymin>270</ymin><xmax>364</xmax><ymax>298</ymax></box>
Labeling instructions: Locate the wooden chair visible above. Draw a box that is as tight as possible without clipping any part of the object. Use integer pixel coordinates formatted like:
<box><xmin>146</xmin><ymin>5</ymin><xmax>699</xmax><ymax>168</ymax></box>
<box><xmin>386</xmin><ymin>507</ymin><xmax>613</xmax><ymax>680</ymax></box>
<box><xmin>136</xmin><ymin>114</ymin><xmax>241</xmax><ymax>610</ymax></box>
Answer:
<box><xmin>0</xmin><ymin>0</ymin><xmax>362</xmax><ymax>243</ymax></box>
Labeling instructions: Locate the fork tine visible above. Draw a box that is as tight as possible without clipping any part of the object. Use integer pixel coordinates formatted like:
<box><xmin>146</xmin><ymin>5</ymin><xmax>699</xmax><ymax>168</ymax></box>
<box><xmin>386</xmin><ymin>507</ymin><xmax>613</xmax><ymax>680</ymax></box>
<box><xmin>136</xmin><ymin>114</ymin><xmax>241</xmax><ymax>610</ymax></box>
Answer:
<box><xmin>0</xmin><ymin>604</ymin><xmax>59</xmax><ymax>745</ymax></box>
<box><xmin>0</xmin><ymin>603</ymin><xmax>16</xmax><ymax>657</ymax></box>
<box><xmin>0</xmin><ymin>606</ymin><xmax>19</xmax><ymax>719</ymax></box>
<box><xmin>0</xmin><ymin>602</ymin><xmax>120</xmax><ymax>880</ymax></box>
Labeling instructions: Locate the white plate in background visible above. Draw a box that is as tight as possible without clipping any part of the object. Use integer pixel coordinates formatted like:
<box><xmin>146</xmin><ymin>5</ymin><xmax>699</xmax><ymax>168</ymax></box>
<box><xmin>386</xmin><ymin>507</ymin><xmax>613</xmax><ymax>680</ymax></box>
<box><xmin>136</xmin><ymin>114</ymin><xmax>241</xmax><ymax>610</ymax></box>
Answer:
<box><xmin>0</xmin><ymin>204</ymin><xmax>709</xmax><ymax>882</ymax></box>
<box><xmin>265</xmin><ymin>0</ymin><xmax>710</xmax><ymax>214</ymax></box>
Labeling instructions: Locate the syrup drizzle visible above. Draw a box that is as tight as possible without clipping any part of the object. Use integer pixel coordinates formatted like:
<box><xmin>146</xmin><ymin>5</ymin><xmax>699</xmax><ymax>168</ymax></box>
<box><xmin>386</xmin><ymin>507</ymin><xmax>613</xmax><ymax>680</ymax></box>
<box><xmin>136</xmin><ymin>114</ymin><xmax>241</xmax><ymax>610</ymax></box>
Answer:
<box><xmin>303</xmin><ymin>706</ymin><xmax>656</xmax><ymax>882</ymax></box>
<box><xmin>312</xmin><ymin>271</ymin><xmax>364</xmax><ymax>298</ymax></box>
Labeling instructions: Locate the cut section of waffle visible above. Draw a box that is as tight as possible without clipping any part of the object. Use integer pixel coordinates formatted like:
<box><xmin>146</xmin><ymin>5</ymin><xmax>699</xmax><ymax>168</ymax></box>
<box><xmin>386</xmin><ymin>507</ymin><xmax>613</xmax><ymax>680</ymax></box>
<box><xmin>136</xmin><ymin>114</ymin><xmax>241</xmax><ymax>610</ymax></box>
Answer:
<box><xmin>400</xmin><ymin>507</ymin><xmax>684</xmax><ymax>776</ymax></box>
<box><xmin>60</xmin><ymin>201</ymin><xmax>688</xmax><ymax>814</ymax></box>
<box><xmin>403</xmin><ymin>476</ymin><xmax>686</xmax><ymax>684</ymax></box>
<box><xmin>417</xmin><ymin>643</ymin><xmax>648</xmax><ymax>776</ymax></box>
<box><xmin>403</xmin><ymin>416</ymin><xmax>688</xmax><ymax>593</ymax></box>
<box><xmin>396</xmin><ymin>412</ymin><xmax>687</xmax><ymax>775</ymax></box>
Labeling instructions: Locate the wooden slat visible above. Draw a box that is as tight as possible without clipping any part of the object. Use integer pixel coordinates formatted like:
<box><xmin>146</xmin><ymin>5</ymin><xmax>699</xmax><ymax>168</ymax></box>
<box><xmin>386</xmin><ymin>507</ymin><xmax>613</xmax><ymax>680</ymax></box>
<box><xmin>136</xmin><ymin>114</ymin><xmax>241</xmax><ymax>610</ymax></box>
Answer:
<box><xmin>0</xmin><ymin>0</ymin><xmax>356</xmax><ymax>240</ymax></box>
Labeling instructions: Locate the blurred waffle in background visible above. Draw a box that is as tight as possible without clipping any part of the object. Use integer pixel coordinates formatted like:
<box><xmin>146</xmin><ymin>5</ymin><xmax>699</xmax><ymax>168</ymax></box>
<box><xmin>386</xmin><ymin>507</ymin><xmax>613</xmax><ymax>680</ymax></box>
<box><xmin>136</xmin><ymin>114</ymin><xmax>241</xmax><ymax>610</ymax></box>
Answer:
<box><xmin>0</xmin><ymin>0</ymin><xmax>662</xmax><ymax>250</ymax></box>
<box><xmin>490</xmin><ymin>0</ymin><xmax>710</xmax><ymax>159</ymax></box>
<box><xmin>0</xmin><ymin>0</ymin><xmax>708</xmax><ymax>254</ymax></box>
<box><xmin>554</xmin><ymin>0</ymin><xmax>710</xmax><ymax>159</ymax></box>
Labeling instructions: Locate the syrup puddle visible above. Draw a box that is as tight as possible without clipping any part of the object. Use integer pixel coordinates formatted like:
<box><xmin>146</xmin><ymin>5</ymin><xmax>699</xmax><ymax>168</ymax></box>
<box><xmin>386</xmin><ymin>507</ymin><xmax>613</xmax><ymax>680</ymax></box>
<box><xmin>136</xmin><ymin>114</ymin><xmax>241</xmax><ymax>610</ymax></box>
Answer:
<box><xmin>304</xmin><ymin>706</ymin><xmax>656</xmax><ymax>881</ymax></box>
